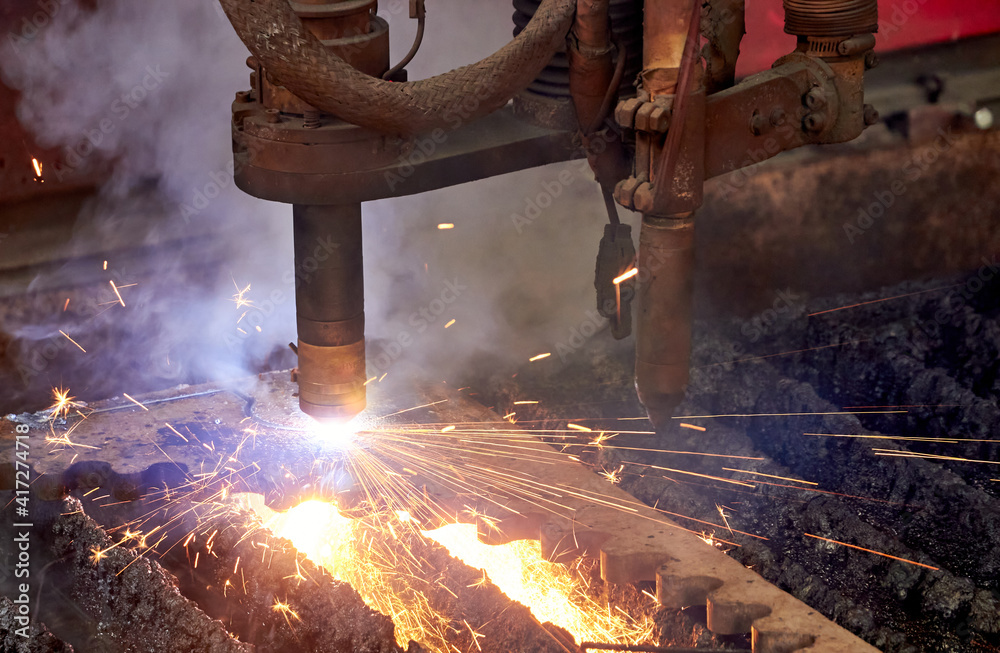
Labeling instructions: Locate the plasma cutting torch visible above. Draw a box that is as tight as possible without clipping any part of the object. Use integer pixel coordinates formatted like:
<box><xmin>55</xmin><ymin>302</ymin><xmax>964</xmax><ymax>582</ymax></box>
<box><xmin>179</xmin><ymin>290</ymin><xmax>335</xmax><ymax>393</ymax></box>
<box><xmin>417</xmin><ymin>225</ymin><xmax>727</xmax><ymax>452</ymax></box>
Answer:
<box><xmin>218</xmin><ymin>0</ymin><xmax>879</xmax><ymax>428</ymax></box>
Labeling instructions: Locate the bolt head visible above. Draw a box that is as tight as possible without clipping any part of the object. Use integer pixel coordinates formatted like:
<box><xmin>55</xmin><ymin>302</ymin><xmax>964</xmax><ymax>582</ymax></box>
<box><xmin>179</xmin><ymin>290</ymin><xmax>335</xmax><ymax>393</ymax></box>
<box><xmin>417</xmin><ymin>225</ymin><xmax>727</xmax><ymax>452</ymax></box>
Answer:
<box><xmin>805</xmin><ymin>87</ymin><xmax>827</xmax><ymax>110</ymax></box>
<box><xmin>803</xmin><ymin>112</ymin><xmax>826</xmax><ymax>133</ymax></box>
<box><xmin>865</xmin><ymin>50</ymin><xmax>879</xmax><ymax>70</ymax></box>
<box><xmin>769</xmin><ymin>107</ymin><xmax>787</xmax><ymax>127</ymax></box>
<box><xmin>648</xmin><ymin>106</ymin><xmax>671</xmax><ymax>133</ymax></box>
<box><xmin>750</xmin><ymin>111</ymin><xmax>768</xmax><ymax>136</ymax></box>
<box><xmin>863</xmin><ymin>104</ymin><xmax>880</xmax><ymax>126</ymax></box>
<box><xmin>632</xmin><ymin>182</ymin><xmax>655</xmax><ymax>214</ymax></box>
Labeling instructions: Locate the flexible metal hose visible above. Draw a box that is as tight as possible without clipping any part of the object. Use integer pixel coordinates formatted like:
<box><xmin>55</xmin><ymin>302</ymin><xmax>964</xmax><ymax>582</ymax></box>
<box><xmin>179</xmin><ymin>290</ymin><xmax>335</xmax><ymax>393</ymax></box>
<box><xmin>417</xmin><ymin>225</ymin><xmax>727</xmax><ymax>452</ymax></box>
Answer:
<box><xmin>218</xmin><ymin>0</ymin><xmax>577</xmax><ymax>136</ymax></box>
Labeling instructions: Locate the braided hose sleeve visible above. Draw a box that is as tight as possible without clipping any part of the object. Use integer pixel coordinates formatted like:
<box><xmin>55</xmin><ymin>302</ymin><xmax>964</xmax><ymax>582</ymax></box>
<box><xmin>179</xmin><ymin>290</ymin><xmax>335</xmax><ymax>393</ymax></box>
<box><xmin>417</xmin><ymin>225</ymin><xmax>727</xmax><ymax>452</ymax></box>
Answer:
<box><xmin>218</xmin><ymin>0</ymin><xmax>578</xmax><ymax>136</ymax></box>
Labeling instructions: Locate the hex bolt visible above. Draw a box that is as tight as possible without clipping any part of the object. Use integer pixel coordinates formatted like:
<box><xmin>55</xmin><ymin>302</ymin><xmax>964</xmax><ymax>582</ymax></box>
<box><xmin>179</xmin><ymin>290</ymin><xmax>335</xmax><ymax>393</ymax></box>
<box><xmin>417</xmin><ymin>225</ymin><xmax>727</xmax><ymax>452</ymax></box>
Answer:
<box><xmin>615</xmin><ymin>98</ymin><xmax>643</xmax><ymax>129</ymax></box>
<box><xmin>769</xmin><ymin>107</ymin><xmax>787</xmax><ymax>127</ymax></box>
<box><xmin>265</xmin><ymin>108</ymin><xmax>281</xmax><ymax>123</ymax></box>
<box><xmin>865</xmin><ymin>50</ymin><xmax>879</xmax><ymax>70</ymax></box>
<box><xmin>863</xmin><ymin>104</ymin><xmax>880</xmax><ymax>126</ymax></box>
<box><xmin>749</xmin><ymin>111</ymin><xmax>768</xmax><ymax>136</ymax></box>
<box><xmin>803</xmin><ymin>112</ymin><xmax>826</xmax><ymax>133</ymax></box>
<box><xmin>648</xmin><ymin>106</ymin><xmax>671</xmax><ymax>133</ymax></box>
<box><xmin>804</xmin><ymin>87</ymin><xmax>826</xmax><ymax>111</ymax></box>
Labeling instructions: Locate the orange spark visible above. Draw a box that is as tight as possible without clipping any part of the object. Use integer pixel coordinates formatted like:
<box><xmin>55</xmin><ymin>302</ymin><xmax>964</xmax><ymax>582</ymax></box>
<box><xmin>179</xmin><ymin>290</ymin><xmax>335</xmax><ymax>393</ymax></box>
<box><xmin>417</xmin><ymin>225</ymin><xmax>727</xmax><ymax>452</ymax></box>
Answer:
<box><xmin>567</xmin><ymin>423</ymin><xmax>592</xmax><ymax>432</ymax></box>
<box><xmin>513</xmin><ymin>400</ymin><xmax>538</xmax><ymax>405</ymax></box>
<box><xmin>437</xmin><ymin>223</ymin><xmax>455</xmax><ymax>230</ymax></box>
<box><xmin>48</xmin><ymin>386</ymin><xmax>79</xmax><ymax>419</ymax></box>
<box><xmin>807</xmin><ymin>282</ymin><xmax>964</xmax><ymax>317</ymax></box>
<box><xmin>675</xmin><ymin>410</ymin><xmax>906</xmax><ymax>419</ymax></box>
<box><xmin>231</xmin><ymin>278</ymin><xmax>254</xmax><ymax>310</ymax></box>
<box><xmin>679</xmin><ymin>423</ymin><xmax>705</xmax><ymax>431</ymax></box>
<box><xmin>804</xmin><ymin>533</ymin><xmax>939</xmax><ymax>570</ymax></box>
<box><xmin>363</xmin><ymin>376</ymin><xmax>377</xmax><ymax>386</ymax></box>
<box><xmin>122</xmin><ymin>393</ymin><xmax>149</xmax><ymax>411</ymax></box>
<box><xmin>529</xmin><ymin>353</ymin><xmax>551</xmax><ymax>362</ymax></box>
<box><xmin>441</xmin><ymin>425</ymin><xmax>456</xmax><ymax>433</ymax></box>
<box><xmin>63</xmin><ymin>298</ymin><xmax>70</xmax><ymax>311</ymax></box>
<box><xmin>695</xmin><ymin>340</ymin><xmax>871</xmax><ymax>369</ymax></box>
<box><xmin>59</xmin><ymin>330</ymin><xmax>87</xmax><ymax>353</ymax></box>
<box><xmin>722</xmin><ymin>468</ymin><xmax>817</xmax><ymax>485</ymax></box>
<box><xmin>109</xmin><ymin>280</ymin><xmax>125</xmax><ymax>306</ymax></box>
<box><xmin>600</xmin><ymin>464</ymin><xmax>624</xmax><ymax>484</ymax></box>
<box><xmin>444</xmin><ymin>319</ymin><xmax>456</xmax><ymax>328</ymax></box>
<box><xmin>612</xmin><ymin>268</ymin><xmax>638</xmax><ymax>285</ymax></box>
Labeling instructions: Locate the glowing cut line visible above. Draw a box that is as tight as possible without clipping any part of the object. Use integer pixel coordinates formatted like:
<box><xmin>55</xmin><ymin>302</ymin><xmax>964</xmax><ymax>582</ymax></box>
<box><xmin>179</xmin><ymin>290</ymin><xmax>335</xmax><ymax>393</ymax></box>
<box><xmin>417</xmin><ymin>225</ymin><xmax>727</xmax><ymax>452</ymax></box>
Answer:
<box><xmin>804</xmin><ymin>533</ymin><xmax>939</xmax><ymax>570</ymax></box>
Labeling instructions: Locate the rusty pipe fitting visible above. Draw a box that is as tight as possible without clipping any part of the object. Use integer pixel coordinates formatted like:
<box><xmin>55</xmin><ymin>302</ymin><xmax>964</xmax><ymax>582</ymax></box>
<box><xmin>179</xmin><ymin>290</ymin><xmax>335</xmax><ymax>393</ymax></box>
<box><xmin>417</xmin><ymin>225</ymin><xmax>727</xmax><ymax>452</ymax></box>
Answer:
<box><xmin>634</xmin><ymin>214</ymin><xmax>695</xmax><ymax>429</ymax></box>
<box><xmin>293</xmin><ymin>204</ymin><xmax>367</xmax><ymax>421</ymax></box>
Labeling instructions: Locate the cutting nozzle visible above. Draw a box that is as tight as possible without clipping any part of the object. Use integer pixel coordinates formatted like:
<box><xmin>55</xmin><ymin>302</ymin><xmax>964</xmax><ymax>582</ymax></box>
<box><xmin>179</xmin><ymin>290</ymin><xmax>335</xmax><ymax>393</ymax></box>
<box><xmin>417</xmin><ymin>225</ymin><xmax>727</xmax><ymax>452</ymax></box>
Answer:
<box><xmin>293</xmin><ymin>203</ymin><xmax>367</xmax><ymax>423</ymax></box>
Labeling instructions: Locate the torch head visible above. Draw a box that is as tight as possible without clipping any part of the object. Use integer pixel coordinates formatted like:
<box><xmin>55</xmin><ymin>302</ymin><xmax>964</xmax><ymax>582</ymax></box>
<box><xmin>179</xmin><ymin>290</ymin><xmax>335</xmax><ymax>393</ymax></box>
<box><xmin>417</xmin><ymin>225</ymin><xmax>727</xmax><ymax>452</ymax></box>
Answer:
<box><xmin>293</xmin><ymin>204</ymin><xmax>368</xmax><ymax>425</ymax></box>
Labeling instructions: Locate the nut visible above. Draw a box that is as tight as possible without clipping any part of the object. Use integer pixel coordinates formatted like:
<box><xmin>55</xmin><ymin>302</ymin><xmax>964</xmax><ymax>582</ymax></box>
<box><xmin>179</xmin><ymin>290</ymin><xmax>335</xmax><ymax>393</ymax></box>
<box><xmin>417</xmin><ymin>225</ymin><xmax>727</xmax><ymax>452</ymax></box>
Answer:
<box><xmin>804</xmin><ymin>87</ymin><xmax>827</xmax><ymax>111</ymax></box>
<box><xmin>863</xmin><ymin>104</ymin><xmax>880</xmax><ymax>126</ymax></box>
<box><xmin>265</xmin><ymin>108</ymin><xmax>281</xmax><ymax>124</ymax></box>
<box><xmin>614</xmin><ymin>177</ymin><xmax>642</xmax><ymax>210</ymax></box>
<box><xmin>803</xmin><ymin>112</ymin><xmax>826</xmax><ymax>133</ymax></box>
<box><xmin>615</xmin><ymin>98</ymin><xmax>644</xmax><ymax>129</ymax></box>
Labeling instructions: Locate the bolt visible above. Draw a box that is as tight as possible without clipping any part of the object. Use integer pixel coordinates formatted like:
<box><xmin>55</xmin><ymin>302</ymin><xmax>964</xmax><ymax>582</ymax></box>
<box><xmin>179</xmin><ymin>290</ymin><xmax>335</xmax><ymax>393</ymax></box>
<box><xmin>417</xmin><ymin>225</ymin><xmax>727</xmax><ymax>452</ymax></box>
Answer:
<box><xmin>303</xmin><ymin>109</ymin><xmax>321</xmax><ymax>129</ymax></box>
<box><xmin>863</xmin><ymin>104</ymin><xmax>880</xmax><ymax>126</ymax></box>
<box><xmin>750</xmin><ymin>111</ymin><xmax>769</xmax><ymax>136</ymax></box>
<box><xmin>864</xmin><ymin>50</ymin><xmax>879</xmax><ymax>70</ymax></box>
<box><xmin>803</xmin><ymin>112</ymin><xmax>826</xmax><ymax>133</ymax></box>
<box><xmin>805</xmin><ymin>87</ymin><xmax>826</xmax><ymax>111</ymax></box>
<box><xmin>235</xmin><ymin>90</ymin><xmax>251</xmax><ymax>103</ymax></box>
<box><xmin>632</xmin><ymin>182</ymin><xmax>655</xmax><ymax>214</ymax></box>
<box><xmin>769</xmin><ymin>107</ymin><xmax>787</xmax><ymax>127</ymax></box>
<box><xmin>648</xmin><ymin>106</ymin><xmax>671</xmax><ymax>133</ymax></box>
<box><xmin>615</xmin><ymin>98</ymin><xmax>644</xmax><ymax>129</ymax></box>
<box><xmin>614</xmin><ymin>177</ymin><xmax>642</xmax><ymax>210</ymax></box>
<box><xmin>265</xmin><ymin>108</ymin><xmax>281</xmax><ymax>123</ymax></box>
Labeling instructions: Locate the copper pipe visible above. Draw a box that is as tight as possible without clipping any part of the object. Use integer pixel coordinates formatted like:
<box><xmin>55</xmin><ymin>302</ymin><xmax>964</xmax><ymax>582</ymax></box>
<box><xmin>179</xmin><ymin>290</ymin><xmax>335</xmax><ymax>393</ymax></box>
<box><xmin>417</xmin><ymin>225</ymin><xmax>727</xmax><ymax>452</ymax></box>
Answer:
<box><xmin>643</xmin><ymin>0</ymin><xmax>698</xmax><ymax>80</ymax></box>
<box><xmin>634</xmin><ymin>214</ymin><xmax>694</xmax><ymax>429</ymax></box>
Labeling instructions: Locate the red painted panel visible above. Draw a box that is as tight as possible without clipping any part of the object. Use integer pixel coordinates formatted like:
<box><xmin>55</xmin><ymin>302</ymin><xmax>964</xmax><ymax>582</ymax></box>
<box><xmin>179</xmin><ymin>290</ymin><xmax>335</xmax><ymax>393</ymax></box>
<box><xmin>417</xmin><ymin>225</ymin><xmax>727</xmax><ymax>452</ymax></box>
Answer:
<box><xmin>736</xmin><ymin>0</ymin><xmax>1000</xmax><ymax>76</ymax></box>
